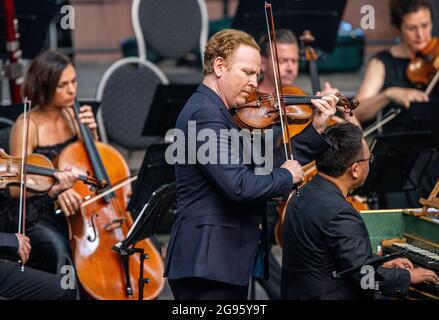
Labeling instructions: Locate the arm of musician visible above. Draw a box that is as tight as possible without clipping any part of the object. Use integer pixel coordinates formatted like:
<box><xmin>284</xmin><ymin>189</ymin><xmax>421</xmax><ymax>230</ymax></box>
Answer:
<box><xmin>48</xmin><ymin>168</ymin><xmax>78</xmax><ymax>199</ymax></box>
<box><xmin>320</xmin><ymin>81</ymin><xmax>363</xmax><ymax>128</ymax></box>
<box><xmin>51</xmin><ymin>169</ymin><xmax>81</xmax><ymax>217</ymax></box>
<box><xmin>288</xmin><ymin>124</ymin><xmax>331</xmax><ymax>165</ymax></box>
<box><xmin>354</xmin><ymin>58</ymin><xmax>394</xmax><ymax>123</ymax></box>
<box><xmin>384</xmin><ymin>258</ymin><xmax>439</xmax><ymax>285</ymax></box>
<box><xmin>328</xmin><ymin>209</ymin><xmax>411</xmax><ymax>296</ymax></box>
<box><xmin>0</xmin><ymin>232</ymin><xmax>31</xmax><ymax>265</ymax></box>
<box><xmin>14</xmin><ymin>233</ymin><xmax>31</xmax><ymax>264</ymax></box>
<box><xmin>194</xmin><ymin>117</ymin><xmax>293</xmax><ymax>202</ymax></box>
<box><xmin>310</xmin><ymin>93</ymin><xmax>338</xmax><ymax>134</ymax></box>
<box><xmin>382</xmin><ymin>258</ymin><xmax>413</xmax><ymax>269</ymax></box>
<box><xmin>355</xmin><ymin>58</ymin><xmax>429</xmax><ymax>123</ymax></box>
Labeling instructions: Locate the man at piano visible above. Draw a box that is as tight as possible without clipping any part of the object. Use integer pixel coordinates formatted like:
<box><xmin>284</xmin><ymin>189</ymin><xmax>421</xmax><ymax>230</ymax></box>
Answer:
<box><xmin>281</xmin><ymin>123</ymin><xmax>439</xmax><ymax>299</ymax></box>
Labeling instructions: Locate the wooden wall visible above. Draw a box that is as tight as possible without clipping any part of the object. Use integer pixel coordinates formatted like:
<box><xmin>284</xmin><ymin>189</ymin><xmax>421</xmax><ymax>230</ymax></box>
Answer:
<box><xmin>70</xmin><ymin>0</ymin><xmax>402</xmax><ymax>62</ymax></box>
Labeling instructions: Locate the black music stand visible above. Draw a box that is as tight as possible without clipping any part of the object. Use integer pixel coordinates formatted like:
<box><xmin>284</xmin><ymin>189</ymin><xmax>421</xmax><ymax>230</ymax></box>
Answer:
<box><xmin>112</xmin><ymin>182</ymin><xmax>176</xmax><ymax>300</ymax></box>
<box><xmin>232</xmin><ymin>0</ymin><xmax>347</xmax><ymax>53</ymax></box>
<box><xmin>142</xmin><ymin>84</ymin><xmax>197</xmax><ymax>136</ymax></box>
<box><xmin>402</xmin><ymin>101</ymin><xmax>439</xmax><ymax>139</ymax></box>
<box><xmin>358</xmin><ymin>131</ymin><xmax>437</xmax><ymax>198</ymax></box>
<box><xmin>127</xmin><ymin>143</ymin><xmax>175</xmax><ymax>230</ymax></box>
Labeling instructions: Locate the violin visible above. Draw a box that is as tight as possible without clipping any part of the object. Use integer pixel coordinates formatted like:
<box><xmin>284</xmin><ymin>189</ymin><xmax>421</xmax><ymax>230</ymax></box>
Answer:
<box><xmin>233</xmin><ymin>86</ymin><xmax>359</xmax><ymax>132</ymax></box>
<box><xmin>0</xmin><ymin>149</ymin><xmax>99</xmax><ymax>194</ymax></box>
<box><xmin>406</xmin><ymin>37</ymin><xmax>439</xmax><ymax>95</ymax></box>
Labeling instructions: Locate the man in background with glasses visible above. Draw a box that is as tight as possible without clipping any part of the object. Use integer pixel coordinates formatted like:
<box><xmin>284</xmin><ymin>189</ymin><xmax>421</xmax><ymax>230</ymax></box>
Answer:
<box><xmin>281</xmin><ymin>122</ymin><xmax>438</xmax><ymax>299</ymax></box>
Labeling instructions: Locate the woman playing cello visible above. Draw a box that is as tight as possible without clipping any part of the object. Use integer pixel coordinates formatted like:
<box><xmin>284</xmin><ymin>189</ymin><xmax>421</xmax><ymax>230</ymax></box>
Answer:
<box><xmin>7</xmin><ymin>49</ymin><xmax>98</xmax><ymax>276</ymax></box>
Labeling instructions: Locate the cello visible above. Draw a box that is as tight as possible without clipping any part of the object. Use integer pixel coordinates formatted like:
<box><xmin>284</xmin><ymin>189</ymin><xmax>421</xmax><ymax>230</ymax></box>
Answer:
<box><xmin>57</xmin><ymin>99</ymin><xmax>164</xmax><ymax>300</ymax></box>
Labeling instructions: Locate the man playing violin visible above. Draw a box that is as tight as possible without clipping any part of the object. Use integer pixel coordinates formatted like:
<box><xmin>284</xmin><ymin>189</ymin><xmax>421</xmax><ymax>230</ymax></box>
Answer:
<box><xmin>164</xmin><ymin>29</ymin><xmax>338</xmax><ymax>300</ymax></box>
<box><xmin>255</xmin><ymin>29</ymin><xmax>358</xmax><ymax>299</ymax></box>
<box><xmin>0</xmin><ymin>156</ymin><xmax>78</xmax><ymax>299</ymax></box>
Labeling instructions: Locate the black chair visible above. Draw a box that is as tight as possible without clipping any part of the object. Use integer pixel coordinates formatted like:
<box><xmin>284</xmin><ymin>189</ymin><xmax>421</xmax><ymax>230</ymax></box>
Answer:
<box><xmin>133</xmin><ymin>0</ymin><xmax>208</xmax><ymax>61</ymax></box>
<box><xmin>95</xmin><ymin>58</ymin><xmax>169</xmax><ymax>152</ymax></box>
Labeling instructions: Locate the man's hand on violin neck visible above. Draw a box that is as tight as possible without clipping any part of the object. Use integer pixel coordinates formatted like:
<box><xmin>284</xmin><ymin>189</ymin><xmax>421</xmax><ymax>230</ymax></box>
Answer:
<box><xmin>48</xmin><ymin>167</ymin><xmax>78</xmax><ymax>198</ymax></box>
<box><xmin>311</xmin><ymin>93</ymin><xmax>338</xmax><ymax>134</ymax></box>
<box><xmin>281</xmin><ymin>160</ymin><xmax>304</xmax><ymax>185</ymax></box>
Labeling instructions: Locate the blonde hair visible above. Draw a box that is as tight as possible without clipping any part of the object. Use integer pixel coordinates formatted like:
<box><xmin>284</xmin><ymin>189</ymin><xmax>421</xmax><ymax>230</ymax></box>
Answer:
<box><xmin>203</xmin><ymin>29</ymin><xmax>260</xmax><ymax>75</ymax></box>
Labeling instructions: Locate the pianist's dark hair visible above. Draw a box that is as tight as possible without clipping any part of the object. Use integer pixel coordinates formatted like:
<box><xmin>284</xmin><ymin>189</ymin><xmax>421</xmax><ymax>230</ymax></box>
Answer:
<box><xmin>316</xmin><ymin>123</ymin><xmax>363</xmax><ymax>178</ymax></box>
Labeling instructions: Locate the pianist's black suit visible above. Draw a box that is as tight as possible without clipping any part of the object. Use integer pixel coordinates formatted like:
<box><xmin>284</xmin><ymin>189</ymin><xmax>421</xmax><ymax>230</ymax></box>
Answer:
<box><xmin>281</xmin><ymin>174</ymin><xmax>411</xmax><ymax>299</ymax></box>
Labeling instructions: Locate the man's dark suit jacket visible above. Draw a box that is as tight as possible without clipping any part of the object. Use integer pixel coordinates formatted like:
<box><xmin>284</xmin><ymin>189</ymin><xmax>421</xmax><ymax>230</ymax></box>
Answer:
<box><xmin>281</xmin><ymin>174</ymin><xmax>411</xmax><ymax>299</ymax></box>
<box><xmin>164</xmin><ymin>84</ymin><xmax>330</xmax><ymax>286</ymax></box>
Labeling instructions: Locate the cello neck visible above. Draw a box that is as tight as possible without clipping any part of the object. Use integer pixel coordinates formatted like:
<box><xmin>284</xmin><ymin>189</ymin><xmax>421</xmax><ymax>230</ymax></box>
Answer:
<box><xmin>73</xmin><ymin>99</ymin><xmax>111</xmax><ymax>197</ymax></box>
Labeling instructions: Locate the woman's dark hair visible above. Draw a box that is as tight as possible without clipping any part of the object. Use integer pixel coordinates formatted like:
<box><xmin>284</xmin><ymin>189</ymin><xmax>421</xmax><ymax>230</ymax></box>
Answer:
<box><xmin>389</xmin><ymin>0</ymin><xmax>434</xmax><ymax>29</ymax></box>
<box><xmin>22</xmin><ymin>49</ymin><xmax>72</xmax><ymax>107</ymax></box>
<box><xmin>316</xmin><ymin>123</ymin><xmax>364</xmax><ymax>178</ymax></box>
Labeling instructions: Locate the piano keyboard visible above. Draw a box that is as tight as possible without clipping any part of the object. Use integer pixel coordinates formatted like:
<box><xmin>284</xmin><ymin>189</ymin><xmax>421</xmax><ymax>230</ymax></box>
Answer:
<box><xmin>391</xmin><ymin>242</ymin><xmax>439</xmax><ymax>272</ymax></box>
<box><xmin>383</xmin><ymin>242</ymin><xmax>439</xmax><ymax>300</ymax></box>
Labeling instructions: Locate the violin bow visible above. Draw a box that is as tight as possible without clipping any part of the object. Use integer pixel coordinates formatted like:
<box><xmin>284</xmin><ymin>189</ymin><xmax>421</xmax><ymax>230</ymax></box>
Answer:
<box><xmin>17</xmin><ymin>97</ymin><xmax>31</xmax><ymax>270</ymax></box>
<box><xmin>425</xmin><ymin>69</ymin><xmax>439</xmax><ymax>96</ymax></box>
<box><xmin>264</xmin><ymin>2</ymin><xmax>294</xmax><ymax>161</ymax></box>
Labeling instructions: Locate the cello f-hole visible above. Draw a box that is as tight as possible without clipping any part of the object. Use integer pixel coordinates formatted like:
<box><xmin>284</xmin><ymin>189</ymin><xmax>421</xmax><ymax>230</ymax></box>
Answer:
<box><xmin>87</xmin><ymin>213</ymin><xmax>98</xmax><ymax>242</ymax></box>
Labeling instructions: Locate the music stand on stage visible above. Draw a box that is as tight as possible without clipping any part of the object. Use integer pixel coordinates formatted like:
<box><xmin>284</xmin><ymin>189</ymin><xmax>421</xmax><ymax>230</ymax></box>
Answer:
<box><xmin>113</xmin><ymin>182</ymin><xmax>176</xmax><ymax>300</ymax></box>
<box><xmin>402</xmin><ymin>101</ymin><xmax>439</xmax><ymax>139</ymax></box>
<box><xmin>127</xmin><ymin>143</ymin><xmax>175</xmax><ymax>227</ymax></box>
<box><xmin>142</xmin><ymin>84</ymin><xmax>197</xmax><ymax>136</ymax></box>
<box><xmin>232</xmin><ymin>0</ymin><xmax>347</xmax><ymax>53</ymax></box>
<box><xmin>358</xmin><ymin>131</ymin><xmax>437</xmax><ymax>198</ymax></box>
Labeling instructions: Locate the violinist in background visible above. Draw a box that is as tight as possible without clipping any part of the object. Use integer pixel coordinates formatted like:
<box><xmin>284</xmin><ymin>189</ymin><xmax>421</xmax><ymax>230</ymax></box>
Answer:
<box><xmin>0</xmin><ymin>153</ymin><xmax>78</xmax><ymax>300</ymax></box>
<box><xmin>6</xmin><ymin>49</ymin><xmax>99</xmax><ymax>276</ymax></box>
<box><xmin>355</xmin><ymin>0</ymin><xmax>433</xmax><ymax>124</ymax></box>
<box><xmin>255</xmin><ymin>29</ymin><xmax>357</xmax><ymax>300</ymax></box>
<box><xmin>355</xmin><ymin>0</ymin><xmax>439</xmax><ymax>203</ymax></box>
<box><xmin>258</xmin><ymin>29</ymin><xmax>361</xmax><ymax>127</ymax></box>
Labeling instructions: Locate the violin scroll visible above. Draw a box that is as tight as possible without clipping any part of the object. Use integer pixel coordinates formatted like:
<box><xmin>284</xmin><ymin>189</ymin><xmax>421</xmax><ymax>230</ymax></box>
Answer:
<box><xmin>335</xmin><ymin>93</ymin><xmax>359</xmax><ymax>116</ymax></box>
